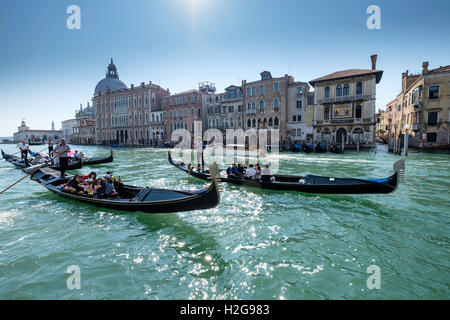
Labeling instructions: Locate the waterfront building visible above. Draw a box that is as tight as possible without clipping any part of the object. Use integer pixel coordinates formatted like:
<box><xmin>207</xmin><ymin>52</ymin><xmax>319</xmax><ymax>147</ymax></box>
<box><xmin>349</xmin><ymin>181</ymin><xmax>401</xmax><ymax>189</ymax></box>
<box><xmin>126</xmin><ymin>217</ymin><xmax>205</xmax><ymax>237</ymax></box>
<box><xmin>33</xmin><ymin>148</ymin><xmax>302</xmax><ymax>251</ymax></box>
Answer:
<box><xmin>286</xmin><ymin>81</ymin><xmax>313</xmax><ymax>145</ymax></box>
<box><xmin>61</xmin><ymin>118</ymin><xmax>78</xmax><ymax>143</ymax></box>
<box><xmin>162</xmin><ymin>89</ymin><xmax>204</xmax><ymax>144</ymax></box>
<box><xmin>205</xmin><ymin>83</ymin><xmax>244</xmax><ymax>135</ymax></box>
<box><xmin>13</xmin><ymin>120</ymin><xmax>62</xmax><ymax>144</ymax></box>
<box><xmin>72</xmin><ymin>103</ymin><xmax>96</xmax><ymax>145</ymax></box>
<box><xmin>388</xmin><ymin>62</ymin><xmax>450</xmax><ymax>150</ymax></box>
<box><xmin>92</xmin><ymin>59</ymin><xmax>170</xmax><ymax>146</ymax></box>
<box><xmin>309</xmin><ymin>55</ymin><xmax>383</xmax><ymax>148</ymax></box>
<box><xmin>242</xmin><ymin>71</ymin><xmax>293</xmax><ymax>149</ymax></box>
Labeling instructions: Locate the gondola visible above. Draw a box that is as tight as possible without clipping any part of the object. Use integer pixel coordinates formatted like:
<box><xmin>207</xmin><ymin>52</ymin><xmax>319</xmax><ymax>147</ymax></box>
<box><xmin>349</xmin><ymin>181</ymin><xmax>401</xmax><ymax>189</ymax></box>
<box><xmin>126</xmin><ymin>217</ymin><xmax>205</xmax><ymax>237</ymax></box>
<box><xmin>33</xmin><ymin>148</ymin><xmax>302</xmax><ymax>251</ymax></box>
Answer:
<box><xmin>82</xmin><ymin>149</ymin><xmax>114</xmax><ymax>165</ymax></box>
<box><xmin>314</xmin><ymin>144</ymin><xmax>327</xmax><ymax>153</ymax></box>
<box><xmin>301</xmin><ymin>144</ymin><xmax>314</xmax><ymax>153</ymax></box>
<box><xmin>291</xmin><ymin>144</ymin><xmax>302</xmax><ymax>152</ymax></box>
<box><xmin>27</xmin><ymin>164</ymin><xmax>220</xmax><ymax>214</ymax></box>
<box><xmin>168</xmin><ymin>151</ymin><xmax>404</xmax><ymax>194</ymax></box>
<box><xmin>329</xmin><ymin>145</ymin><xmax>344</xmax><ymax>154</ymax></box>
<box><xmin>1</xmin><ymin>149</ymin><xmax>83</xmax><ymax>171</ymax></box>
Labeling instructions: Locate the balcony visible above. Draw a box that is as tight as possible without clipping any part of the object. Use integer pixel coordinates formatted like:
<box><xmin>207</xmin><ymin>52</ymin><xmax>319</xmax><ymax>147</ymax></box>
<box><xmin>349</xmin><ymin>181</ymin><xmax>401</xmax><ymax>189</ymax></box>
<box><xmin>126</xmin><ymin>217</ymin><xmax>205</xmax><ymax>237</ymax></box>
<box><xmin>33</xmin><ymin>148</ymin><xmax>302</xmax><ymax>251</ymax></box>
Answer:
<box><xmin>318</xmin><ymin>94</ymin><xmax>374</xmax><ymax>104</ymax></box>
<box><xmin>150</xmin><ymin>121</ymin><xmax>163</xmax><ymax>125</ymax></box>
<box><xmin>413</xmin><ymin>99</ymin><xmax>422</xmax><ymax>107</ymax></box>
<box><xmin>246</xmin><ymin>109</ymin><xmax>256</xmax><ymax>115</ymax></box>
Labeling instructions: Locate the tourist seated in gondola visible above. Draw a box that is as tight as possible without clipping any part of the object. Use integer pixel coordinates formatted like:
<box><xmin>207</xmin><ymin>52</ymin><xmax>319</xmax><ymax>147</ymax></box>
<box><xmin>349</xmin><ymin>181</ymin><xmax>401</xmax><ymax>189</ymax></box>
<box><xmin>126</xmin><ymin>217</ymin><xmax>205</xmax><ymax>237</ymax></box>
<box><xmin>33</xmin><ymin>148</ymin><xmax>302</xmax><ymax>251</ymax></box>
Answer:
<box><xmin>229</xmin><ymin>163</ymin><xmax>241</xmax><ymax>179</ymax></box>
<box><xmin>255</xmin><ymin>164</ymin><xmax>262</xmax><ymax>180</ymax></box>
<box><xmin>81</xmin><ymin>171</ymin><xmax>97</xmax><ymax>181</ymax></box>
<box><xmin>103</xmin><ymin>175</ymin><xmax>119</xmax><ymax>198</ymax></box>
<box><xmin>245</xmin><ymin>164</ymin><xmax>257</xmax><ymax>179</ymax></box>
<box><xmin>73</xmin><ymin>150</ymin><xmax>80</xmax><ymax>160</ymax></box>
<box><xmin>81</xmin><ymin>178</ymin><xmax>96</xmax><ymax>197</ymax></box>
<box><xmin>65</xmin><ymin>175</ymin><xmax>85</xmax><ymax>195</ymax></box>
<box><xmin>261</xmin><ymin>164</ymin><xmax>274</xmax><ymax>182</ymax></box>
<box><xmin>237</xmin><ymin>162</ymin><xmax>245</xmax><ymax>175</ymax></box>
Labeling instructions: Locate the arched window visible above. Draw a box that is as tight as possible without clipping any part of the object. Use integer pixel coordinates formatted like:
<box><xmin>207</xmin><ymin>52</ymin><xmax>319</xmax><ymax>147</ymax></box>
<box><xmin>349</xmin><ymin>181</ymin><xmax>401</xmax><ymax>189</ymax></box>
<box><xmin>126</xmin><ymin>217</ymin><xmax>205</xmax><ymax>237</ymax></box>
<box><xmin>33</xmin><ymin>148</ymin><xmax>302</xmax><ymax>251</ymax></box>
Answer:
<box><xmin>325</xmin><ymin>86</ymin><xmax>330</xmax><ymax>98</ymax></box>
<box><xmin>336</xmin><ymin>85</ymin><xmax>342</xmax><ymax>97</ymax></box>
<box><xmin>274</xmin><ymin>98</ymin><xmax>279</xmax><ymax>110</ymax></box>
<box><xmin>247</xmin><ymin>119</ymin><xmax>251</xmax><ymax>128</ymax></box>
<box><xmin>252</xmin><ymin>119</ymin><xmax>256</xmax><ymax>127</ymax></box>
<box><xmin>355</xmin><ymin>105</ymin><xmax>362</xmax><ymax>119</ymax></box>
<box><xmin>343</xmin><ymin>83</ymin><xmax>350</xmax><ymax>96</ymax></box>
<box><xmin>260</xmin><ymin>100</ymin><xmax>265</xmax><ymax>111</ymax></box>
<box><xmin>252</xmin><ymin>102</ymin><xmax>256</xmax><ymax>110</ymax></box>
<box><xmin>247</xmin><ymin>103</ymin><xmax>251</xmax><ymax>110</ymax></box>
<box><xmin>238</xmin><ymin>117</ymin><xmax>242</xmax><ymax>127</ymax></box>
<box><xmin>356</xmin><ymin>82</ymin><xmax>363</xmax><ymax>95</ymax></box>
<box><xmin>269</xmin><ymin>117</ymin><xmax>273</xmax><ymax>126</ymax></box>
<box><xmin>274</xmin><ymin>117</ymin><xmax>279</xmax><ymax>126</ymax></box>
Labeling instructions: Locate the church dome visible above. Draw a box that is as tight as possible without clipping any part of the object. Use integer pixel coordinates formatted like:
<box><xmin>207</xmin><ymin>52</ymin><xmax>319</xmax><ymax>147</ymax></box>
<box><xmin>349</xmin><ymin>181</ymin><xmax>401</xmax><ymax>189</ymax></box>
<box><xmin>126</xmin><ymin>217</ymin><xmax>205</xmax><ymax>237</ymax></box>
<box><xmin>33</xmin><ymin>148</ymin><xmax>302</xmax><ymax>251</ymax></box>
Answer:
<box><xmin>94</xmin><ymin>59</ymin><xmax>127</xmax><ymax>95</ymax></box>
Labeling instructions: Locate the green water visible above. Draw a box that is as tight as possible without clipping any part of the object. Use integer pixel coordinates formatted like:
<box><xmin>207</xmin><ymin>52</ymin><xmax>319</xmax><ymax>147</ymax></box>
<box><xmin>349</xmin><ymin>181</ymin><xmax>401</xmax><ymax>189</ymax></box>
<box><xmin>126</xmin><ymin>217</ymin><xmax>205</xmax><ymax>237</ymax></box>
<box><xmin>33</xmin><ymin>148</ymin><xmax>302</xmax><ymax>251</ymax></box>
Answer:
<box><xmin>0</xmin><ymin>144</ymin><xmax>448</xmax><ymax>299</ymax></box>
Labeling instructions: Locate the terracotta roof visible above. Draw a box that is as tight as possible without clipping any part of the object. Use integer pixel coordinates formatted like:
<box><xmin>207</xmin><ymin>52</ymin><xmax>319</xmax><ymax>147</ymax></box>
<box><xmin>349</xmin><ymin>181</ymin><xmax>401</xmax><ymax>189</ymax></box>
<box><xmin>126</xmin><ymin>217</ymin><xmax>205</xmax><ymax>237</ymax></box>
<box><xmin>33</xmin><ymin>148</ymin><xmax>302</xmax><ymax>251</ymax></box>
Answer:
<box><xmin>309</xmin><ymin>69</ymin><xmax>383</xmax><ymax>87</ymax></box>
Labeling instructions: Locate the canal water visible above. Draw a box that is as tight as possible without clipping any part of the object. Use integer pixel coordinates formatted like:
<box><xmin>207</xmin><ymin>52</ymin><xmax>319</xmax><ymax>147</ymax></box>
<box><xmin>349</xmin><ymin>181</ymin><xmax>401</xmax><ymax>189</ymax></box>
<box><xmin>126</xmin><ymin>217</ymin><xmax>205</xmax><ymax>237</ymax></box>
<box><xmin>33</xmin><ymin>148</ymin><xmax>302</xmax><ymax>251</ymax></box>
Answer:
<box><xmin>0</xmin><ymin>144</ymin><xmax>448</xmax><ymax>299</ymax></box>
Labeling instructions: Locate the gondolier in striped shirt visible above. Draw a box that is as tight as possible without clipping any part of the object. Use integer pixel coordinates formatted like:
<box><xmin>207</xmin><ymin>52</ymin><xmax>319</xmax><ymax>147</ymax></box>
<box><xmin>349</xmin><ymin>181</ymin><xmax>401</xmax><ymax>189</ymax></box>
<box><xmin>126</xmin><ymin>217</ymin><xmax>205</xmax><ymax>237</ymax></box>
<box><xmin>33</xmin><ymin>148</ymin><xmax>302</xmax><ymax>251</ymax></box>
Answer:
<box><xmin>54</xmin><ymin>138</ymin><xmax>71</xmax><ymax>177</ymax></box>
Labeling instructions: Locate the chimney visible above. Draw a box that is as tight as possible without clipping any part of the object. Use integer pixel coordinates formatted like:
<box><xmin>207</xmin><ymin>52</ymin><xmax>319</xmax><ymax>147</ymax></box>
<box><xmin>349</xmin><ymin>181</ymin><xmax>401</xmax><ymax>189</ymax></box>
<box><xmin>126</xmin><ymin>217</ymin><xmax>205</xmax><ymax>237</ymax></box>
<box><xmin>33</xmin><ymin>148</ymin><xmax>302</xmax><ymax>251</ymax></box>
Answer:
<box><xmin>402</xmin><ymin>70</ymin><xmax>408</xmax><ymax>79</ymax></box>
<box><xmin>422</xmin><ymin>61</ymin><xmax>429</xmax><ymax>74</ymax></box>
<box><xmin>149</xmin><ymin>81</ymin><xmax>152</xmax><ymax>85</ymax></box>
<box><xmin>370</xmin><ymin>54</ymin><xmax>378</xmax><ymax>70</ymax></box>
<box><xmin>242</xmin><ymin>80</ymin><xmax>246</xmax><ymax>86</ymax></box>
<box><xmin>141</xmin><ymin>82</ymin><xmax>145</xmax><ymax>87</ymax></box>
<box><xmin>131</xmin><ymin>84</ymin><xmax>134</xmax><ymax>90</ymax></box>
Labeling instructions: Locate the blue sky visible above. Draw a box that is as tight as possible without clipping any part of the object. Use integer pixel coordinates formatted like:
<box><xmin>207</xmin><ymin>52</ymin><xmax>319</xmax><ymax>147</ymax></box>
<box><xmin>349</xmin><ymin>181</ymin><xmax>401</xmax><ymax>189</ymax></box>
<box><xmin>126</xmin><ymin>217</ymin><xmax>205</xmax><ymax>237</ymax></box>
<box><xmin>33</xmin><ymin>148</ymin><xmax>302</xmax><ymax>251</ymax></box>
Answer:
<box><xmin>0</xmin><ymin>0</ymin><xmax>449</xmax><ymax>137</ymax></box>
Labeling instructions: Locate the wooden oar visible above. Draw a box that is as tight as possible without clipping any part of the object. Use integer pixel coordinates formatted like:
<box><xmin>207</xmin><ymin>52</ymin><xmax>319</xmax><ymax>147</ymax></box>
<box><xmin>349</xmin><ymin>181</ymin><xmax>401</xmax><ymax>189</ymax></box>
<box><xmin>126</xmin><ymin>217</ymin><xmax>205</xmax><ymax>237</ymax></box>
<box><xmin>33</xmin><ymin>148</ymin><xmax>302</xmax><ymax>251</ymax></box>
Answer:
<box><xmin>0</xmin><ymin>162</ymin><xmax>49</xmax><ymax>195</ymax></box>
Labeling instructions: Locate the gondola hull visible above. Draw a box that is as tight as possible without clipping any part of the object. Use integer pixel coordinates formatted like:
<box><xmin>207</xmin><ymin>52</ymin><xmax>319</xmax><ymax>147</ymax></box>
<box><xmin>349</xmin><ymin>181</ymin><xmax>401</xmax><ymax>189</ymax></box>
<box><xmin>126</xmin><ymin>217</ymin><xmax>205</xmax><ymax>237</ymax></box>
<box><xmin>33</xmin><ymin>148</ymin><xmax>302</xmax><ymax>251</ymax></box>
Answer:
<box><xmin>2</xmin><ymin>150</ymin><xmax>82</xmax><ymax>171</ymax></box>
<box><xmin>29</xmin><ymin>166</ymin><xmax>220</xmax><ymax>214</ymax></box>
<box><xmin>168</xmin><ymin>152</ymin><xmax>402</xmax><ymax>194</ymax></box>
<box><xmin>82</xmin><ymin>150</ymin><xmax>114</xmax><ymax>165</ymax></box>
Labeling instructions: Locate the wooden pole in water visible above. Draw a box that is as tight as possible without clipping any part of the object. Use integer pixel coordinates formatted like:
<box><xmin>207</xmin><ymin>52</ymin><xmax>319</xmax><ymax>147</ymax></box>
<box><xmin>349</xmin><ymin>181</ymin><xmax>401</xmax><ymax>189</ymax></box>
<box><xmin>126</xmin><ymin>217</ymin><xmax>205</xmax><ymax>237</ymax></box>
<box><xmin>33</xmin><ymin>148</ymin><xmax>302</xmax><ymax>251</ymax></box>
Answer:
<box><xmin>341</xmin><ymin>133</ymin><xmax>345</xmax><ymax>151</ymax></box>
<box><xmin>357</xmin><ymin>134</ymin><xmax>360</xmax><ymax>153</ymax></box>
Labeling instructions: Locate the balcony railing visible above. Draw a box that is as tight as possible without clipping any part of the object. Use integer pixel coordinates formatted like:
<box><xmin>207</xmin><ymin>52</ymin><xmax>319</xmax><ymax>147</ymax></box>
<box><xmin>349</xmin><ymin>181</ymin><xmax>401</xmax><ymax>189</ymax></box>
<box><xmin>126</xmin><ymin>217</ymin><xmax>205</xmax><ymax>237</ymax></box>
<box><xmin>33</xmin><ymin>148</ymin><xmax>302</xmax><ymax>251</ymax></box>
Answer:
<box><xmin>319</xmin><ymin>94</ymin><xmax>373</xmax><ymax>104</ymax></box>
<box><xmin>246</xmin><ymin>109</ymin><xmax>256</xmax><ymax>115</ymax></box>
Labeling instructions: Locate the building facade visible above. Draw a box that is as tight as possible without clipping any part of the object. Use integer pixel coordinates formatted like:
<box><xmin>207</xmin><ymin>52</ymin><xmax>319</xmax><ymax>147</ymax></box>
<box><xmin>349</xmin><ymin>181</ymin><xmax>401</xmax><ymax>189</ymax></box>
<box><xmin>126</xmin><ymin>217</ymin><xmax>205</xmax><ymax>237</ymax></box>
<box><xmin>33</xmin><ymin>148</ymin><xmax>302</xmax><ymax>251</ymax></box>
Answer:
<box><xmin>61</xmin><ymin>118</ymin><xmax>78</xmax><ymax>143</ymax></box>
<box><xmin>93</xmin><ymin>60</ymin><xmax>170</xmax><ymax>146</ymax></box>
<box><xmin>286</xmin><ymin>82</ymin><xmax>313</xmax><ymax>145</ymax></box>
<box><xmin>390</xmin><ymin>62</ymin><xmax>450</xmax><ymax>150</ymax></box>
<box><xmin>13</xmin><ymin>120</ymin><xmax>62</xmax><ymax>144</ymax></box>
<box><xmin>309</xmin><ymin>55</ymin><xmax>383</xmax><ymax>148</ymax></box>
<box><xmin>162</xmin><ymin>89</ymin><xmax>204</xmax><ymax>144</ymax></box>
<box><xmin>206</xmin><ymin>84</ymin><xmax>244</xmax><ymax>135</ymax></box>
<box><xmin>242</xmin><ymin>71</ymin><xmax>293</xmax><ymax>149</ymax></box>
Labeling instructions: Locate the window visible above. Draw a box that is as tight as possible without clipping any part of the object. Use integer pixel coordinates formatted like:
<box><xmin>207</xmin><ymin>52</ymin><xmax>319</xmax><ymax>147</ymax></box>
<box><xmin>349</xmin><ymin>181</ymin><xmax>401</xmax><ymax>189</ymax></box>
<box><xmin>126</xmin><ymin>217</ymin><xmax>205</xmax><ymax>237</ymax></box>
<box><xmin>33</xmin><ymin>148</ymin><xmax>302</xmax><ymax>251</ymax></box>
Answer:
<box><xmin>297</xmin><ymin>101</ymin><xmax>302</xmax><ymax>109</ymax></box>
<box><xmin>274</xmin><ymin>83</ymin><xmax>279</xmax><ymax>93</ymax></box>
<box><xmin>228</xmin><ymin>89</ymin><xmax>237</xmax><ymax>99</ymax></box>
<box><xmin>324</xmin><ymin>107</ymin><xmax>330</xmax><ymax>121</ymax></box>
<box><xmin>325</xmin><ymin>86</ymin><xmax>330</xmax><ymax>98</ymax></box>
<box><xmin>238</xmin><ymin>105</ymin><xmax>243</xmax><ymax>112</ymax></box>
<box><xmin>252</xmin><ymin>102</ymin><xmax>256</xmax><ymax>110</ymax></box>
<box><xmin>397</xmin><ymin>105</ymin><xmax>401</xmax><ymax>112</ymax></box>
<box><xmin>252</xmin><ymin>87</ymin><xmax>256</xmax><ymax>96</ymax></box>
<box><xmin>429</xmin><ymin>85</ymin><xmax>440</xmax><ymax>99</ymax></box>
<box><xmin>183</xmin><ymin>96</ymin><xmax>187</xmax><ymax>104</ymax></box>
<box><xmin>297</xmin><ymin>87</ymin><xmax>303</xmax><ymax>94</ymax></box>
<box><xmin>260</xmin><ymin>85</ymin><xmax>264</xmax><ymax>95</ymax></box>
<box><xmin>336</xmin><ymin>85</ymin><xmax>342</xmax><ymax>97</ymax></box>
<box><xmin>343</xmin><ymin>84</ymin><xmax>350</xmax><ymax>96</ymax></box>
<box><xmin>427</xmin><ymin>132</ymin><xmax>437</xmax><ymax>142</ymax></box>
<box><xmin>355</xmin><ymin>105</ymin><xmax>362</xmax><ymax>119</ymax></box>
<box><xmin>247</xmin><ymin>88</ymin><xmax>251</xmax><ymax>96</ymax></box>
<box><xmin>427</xmin><ymin>112</ymin><xmax>438</xmax><ymax>125</ymax></box>
<box><xmin>247</xmin><ymin>119</ymin><xmax>251</xmax><ymax>128</ymax></box>
<box><xmin>356</xmin><ymin>82</ymin><xmax>363</xmax><ymax>95</ymax></box>
<box><xmin>308</xmin><ymin>96</ymin><xmax>314</xmax><ymax>105</ymax></box>
<box><xmin>274</xmin><ymin>117</ymin><xmax>279</xmax><ymax>126</ymax></box>
<box><xmin>260</xmin><ymin>100</ymin><xmax>265</xmax><ymax>111</ymax></box>
<box><xmin>274</xmin><ymin>98</ymin><xmax>279</xmax><ymax>110</ymax></box>
<box><xmin>293</xmin><ymin>116</ymin><xmax>297</xmax><ymax>122</ymax></box>
<box><xmin>247</xmin><ymin>103</ymin><xmax>251</xmax><ymax>110</ymax></box>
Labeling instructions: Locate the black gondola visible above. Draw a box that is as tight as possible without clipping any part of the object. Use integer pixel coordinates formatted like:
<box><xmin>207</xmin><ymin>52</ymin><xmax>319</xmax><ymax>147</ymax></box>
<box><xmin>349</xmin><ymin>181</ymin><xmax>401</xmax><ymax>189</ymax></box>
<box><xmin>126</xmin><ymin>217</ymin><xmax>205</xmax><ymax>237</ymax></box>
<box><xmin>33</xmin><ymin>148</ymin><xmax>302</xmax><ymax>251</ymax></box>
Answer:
<box><xmin>314</xmin><ymin>144</ymin><xmax>327</xmax><ymax>153</ymax></box>
<box><xmin>1</xmin><ymin>149</ymin><xmax>83</xmax><ymax>171</ymax></box>
<box><xmin>291</xmin><ymin>144</ymin><xmax>302</xmax><ymax>152</ymax></box>
<box><xmin>168</xmin><ymin>151</ymin><xmax>404</xmax><ymax>194</ymax></box>
<box><xmin>82</xmin><ymin>150</ymin><xmax>114</xmax><ymax>165</ymax></box>
<box><xmin>301</xmin><ymin>144</ymin><xmax>313</xmax><ymax>153</ymax></box>
<box><xmin>329</xmin><ymin>145</ymin><xmax>344</xmax><ymax>154</ymax></box>
<box><xmin>26</xmin><ymin>163</ymin><xmax>220</xmax><ymax>214</ymax></box>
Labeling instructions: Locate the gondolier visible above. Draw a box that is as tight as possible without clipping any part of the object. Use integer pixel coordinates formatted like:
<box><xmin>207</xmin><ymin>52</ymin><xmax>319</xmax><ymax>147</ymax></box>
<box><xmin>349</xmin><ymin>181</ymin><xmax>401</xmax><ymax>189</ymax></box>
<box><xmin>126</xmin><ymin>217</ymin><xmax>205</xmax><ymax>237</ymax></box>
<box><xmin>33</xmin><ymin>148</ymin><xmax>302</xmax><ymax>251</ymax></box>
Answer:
<box><xmin>54</xmin><ymin>138</ymin><xmax>71</xmax><ymax>177</ymax></box>
<box><xmin>19</xmin><ymin>141</ymin><xmax>30</xmax><ymax>160</ymax></box>
<box><xmin>48</xmin><ymin>138</ymin><xmax>55</xmax><ymax>156</ymax></box>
